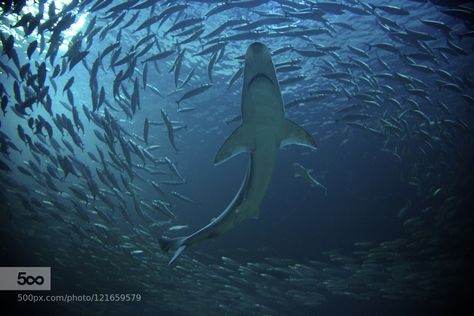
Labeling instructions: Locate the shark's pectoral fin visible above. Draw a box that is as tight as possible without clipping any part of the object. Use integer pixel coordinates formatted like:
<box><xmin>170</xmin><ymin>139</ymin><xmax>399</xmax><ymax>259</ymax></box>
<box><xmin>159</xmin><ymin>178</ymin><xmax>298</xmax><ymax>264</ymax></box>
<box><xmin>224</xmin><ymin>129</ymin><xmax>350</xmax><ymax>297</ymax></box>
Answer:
<box><xmin>279</xmin><ymin>119</ymin><xmax>317</xmax><ymax>149</ymax></box>
<box><xmin>214</xmin><ymin>125</ymin><xmax>253</xmax><ymax>165</ymax></box>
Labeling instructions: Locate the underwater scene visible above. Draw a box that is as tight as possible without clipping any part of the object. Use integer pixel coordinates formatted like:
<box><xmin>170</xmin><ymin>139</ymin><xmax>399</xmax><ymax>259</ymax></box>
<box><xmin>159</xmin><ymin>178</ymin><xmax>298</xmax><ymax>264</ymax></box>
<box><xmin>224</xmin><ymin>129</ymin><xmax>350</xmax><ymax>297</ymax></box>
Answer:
<box><xmin>0</xmin><ymin>0</ymin><xmax>473</xmax><ymax>315</ymax></box>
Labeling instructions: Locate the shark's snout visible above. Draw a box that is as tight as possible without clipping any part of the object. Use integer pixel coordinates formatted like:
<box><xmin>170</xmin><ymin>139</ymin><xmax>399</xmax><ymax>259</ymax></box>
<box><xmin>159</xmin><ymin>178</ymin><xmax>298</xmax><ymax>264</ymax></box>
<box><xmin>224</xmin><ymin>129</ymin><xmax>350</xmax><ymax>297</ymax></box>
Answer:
<box><xmin>247</xmin><ymin>42</ymin><xmax>269</xmax><ymax>58</ymax></box>
<box><xmin>249</xmin><ymin>42</ymin><xmax>265</xmax><ymax>53</ymax></box>
<box><xmin>245</xmin><ymin>42</ymin><xmax>275</xmax><ymax>88</ymax></box>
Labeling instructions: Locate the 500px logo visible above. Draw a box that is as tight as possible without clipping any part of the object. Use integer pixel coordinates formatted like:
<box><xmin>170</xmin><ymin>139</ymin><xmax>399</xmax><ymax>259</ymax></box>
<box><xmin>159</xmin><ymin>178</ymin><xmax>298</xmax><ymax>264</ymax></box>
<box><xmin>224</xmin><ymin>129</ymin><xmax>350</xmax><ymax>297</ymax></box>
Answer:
<box><xmin>17</xmin><ymin>272</ymin><xmax>45</xmax><ymax>286</ymax></box>
<box><xmin>0</xmin><ymin>267</ymin><xmax>51</xmax><ymax>291</ymax></box>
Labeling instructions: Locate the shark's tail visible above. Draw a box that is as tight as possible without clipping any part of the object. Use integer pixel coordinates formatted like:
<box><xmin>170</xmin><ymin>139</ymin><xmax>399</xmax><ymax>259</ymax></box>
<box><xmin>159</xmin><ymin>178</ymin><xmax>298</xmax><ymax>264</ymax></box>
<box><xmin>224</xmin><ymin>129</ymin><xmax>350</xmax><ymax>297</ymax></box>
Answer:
<box><xmin>158</xmin><ymin>236</ymin><xmax>188</xmax><ymax>265</ymax></box>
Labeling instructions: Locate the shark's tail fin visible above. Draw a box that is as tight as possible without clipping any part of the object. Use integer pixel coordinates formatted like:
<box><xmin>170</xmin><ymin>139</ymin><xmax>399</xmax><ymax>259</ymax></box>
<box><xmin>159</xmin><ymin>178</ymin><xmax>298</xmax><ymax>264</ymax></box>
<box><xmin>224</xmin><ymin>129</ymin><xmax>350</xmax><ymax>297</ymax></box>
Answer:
<box><xmin>158</xmin><ymin>236</ymin><xmax>187</xmax><ymax>265</ymax></box>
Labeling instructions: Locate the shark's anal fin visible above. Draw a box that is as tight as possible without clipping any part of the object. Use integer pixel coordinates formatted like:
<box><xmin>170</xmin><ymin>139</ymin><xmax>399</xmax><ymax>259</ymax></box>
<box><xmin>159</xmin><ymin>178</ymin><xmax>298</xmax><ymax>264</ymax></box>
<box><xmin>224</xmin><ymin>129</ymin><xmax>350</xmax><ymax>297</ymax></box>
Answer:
<box><xmin>214</xmin><ymin>125</ymin><xmax>253</xmax><ymax>165</ymax></box>
<box><xmin>279</xmin><ymin>119</ymin><xmax>317</xmax><ymax>149</ymax></box>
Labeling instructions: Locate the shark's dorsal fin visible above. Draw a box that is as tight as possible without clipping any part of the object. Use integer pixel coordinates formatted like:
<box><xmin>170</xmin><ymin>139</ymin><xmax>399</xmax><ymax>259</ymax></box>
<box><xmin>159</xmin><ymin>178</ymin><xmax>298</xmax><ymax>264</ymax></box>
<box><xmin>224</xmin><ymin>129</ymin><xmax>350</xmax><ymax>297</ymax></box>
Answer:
<box><xmin>214</xmin><ymin>125</ymin><xmax>253</xmax><ymax>165</ymax></box>
<box><xmin>279</xmin><ymin>119</ymin><xmax>317</xmax><ymax>149</ymax></box>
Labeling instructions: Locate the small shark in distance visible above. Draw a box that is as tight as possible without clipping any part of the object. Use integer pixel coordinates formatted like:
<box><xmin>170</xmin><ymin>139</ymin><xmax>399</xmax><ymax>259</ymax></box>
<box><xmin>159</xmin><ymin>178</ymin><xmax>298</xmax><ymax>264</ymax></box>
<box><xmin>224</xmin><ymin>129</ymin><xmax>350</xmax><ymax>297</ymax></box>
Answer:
<box><xmin>159</xmin><ymin>42</ymin><xmax>316</xmax><ymax>265</ymax></box>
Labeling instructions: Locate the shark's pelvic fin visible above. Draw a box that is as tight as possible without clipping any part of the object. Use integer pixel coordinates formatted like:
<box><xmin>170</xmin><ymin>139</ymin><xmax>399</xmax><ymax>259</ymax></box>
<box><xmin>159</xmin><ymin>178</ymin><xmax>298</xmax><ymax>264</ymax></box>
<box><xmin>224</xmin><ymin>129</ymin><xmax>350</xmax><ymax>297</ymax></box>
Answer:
<box><xmin>158</xmin><ymin>236</ymin><xmax>187</xmax><ymax>265</ymax></box>
<box><xmin>169</xmin><ymin>245</ymin><xmax>186</xmax><ymax>265</ymax></box>
<box><xmin>214</xmin><ymin>125</ymin><xmax>254</xmax><ymax>165</ymax></box>
<box><xmin>279</xmin><ymin>119</ymin><xmax>317</xmax><ymax>149</ymax></box>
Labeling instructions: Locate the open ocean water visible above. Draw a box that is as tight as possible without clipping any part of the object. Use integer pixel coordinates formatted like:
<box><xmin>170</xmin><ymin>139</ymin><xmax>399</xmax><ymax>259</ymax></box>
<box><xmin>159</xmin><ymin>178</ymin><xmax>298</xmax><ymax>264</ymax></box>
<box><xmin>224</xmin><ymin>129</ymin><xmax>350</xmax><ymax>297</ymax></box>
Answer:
<box><xmin>0</xmin><ymin>0</ymin><xmax>473</xmax><ymax>315</ymax></box>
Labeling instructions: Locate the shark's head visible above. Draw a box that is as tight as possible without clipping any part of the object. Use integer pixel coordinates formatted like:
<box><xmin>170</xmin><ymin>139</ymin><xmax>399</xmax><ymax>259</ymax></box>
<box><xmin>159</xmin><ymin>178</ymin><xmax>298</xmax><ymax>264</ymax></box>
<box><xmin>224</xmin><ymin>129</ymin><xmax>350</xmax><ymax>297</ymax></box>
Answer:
<box><xmin>241</xmin><ymin>42</ymin><xmax>283</xmax><ymax>117</ymax></box>
<box><xmin>243</xmin><ymin>42</ymin><xmax>279</xmax><ymax>91</ymax></box>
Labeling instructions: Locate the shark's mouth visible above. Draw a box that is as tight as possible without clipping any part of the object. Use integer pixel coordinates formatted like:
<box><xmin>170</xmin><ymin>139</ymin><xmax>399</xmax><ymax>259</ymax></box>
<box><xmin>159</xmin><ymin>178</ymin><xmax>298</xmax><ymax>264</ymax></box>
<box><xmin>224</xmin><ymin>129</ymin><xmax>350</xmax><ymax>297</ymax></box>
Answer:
<box><xmin>248</xmin><ymin>72</ymin><xmax>274</xmax><ymax>88</ymax></box>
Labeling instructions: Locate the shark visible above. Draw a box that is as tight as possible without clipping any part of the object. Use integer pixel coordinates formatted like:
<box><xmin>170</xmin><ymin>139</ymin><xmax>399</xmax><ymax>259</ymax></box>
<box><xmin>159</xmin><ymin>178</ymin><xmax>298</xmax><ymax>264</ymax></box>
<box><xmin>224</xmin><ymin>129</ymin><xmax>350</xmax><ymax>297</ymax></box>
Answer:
<box><xmin>158</xmin><ymin>42</ymin><xmax>316</xmax><ymax>265</ymax></box>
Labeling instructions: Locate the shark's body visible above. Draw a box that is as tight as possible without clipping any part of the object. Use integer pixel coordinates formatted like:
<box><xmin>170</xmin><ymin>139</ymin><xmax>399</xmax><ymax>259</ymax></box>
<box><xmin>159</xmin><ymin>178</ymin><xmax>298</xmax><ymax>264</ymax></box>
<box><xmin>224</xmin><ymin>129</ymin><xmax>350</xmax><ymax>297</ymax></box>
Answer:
<box><xmin>159</xmin><ymin>42</ymin><xmax>316</xmax><ymax>264</ymax></box>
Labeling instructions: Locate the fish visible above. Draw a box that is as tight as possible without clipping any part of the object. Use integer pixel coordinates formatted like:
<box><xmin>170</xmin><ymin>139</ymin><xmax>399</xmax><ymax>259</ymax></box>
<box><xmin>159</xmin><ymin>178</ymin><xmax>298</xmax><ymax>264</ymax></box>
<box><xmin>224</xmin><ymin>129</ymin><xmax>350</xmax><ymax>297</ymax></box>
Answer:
<box><xmin>145</xmin><ymin>83</ymin><xmax>162</xmax><ymax>97</ymax></box>
<box><xmin>26</xmin><ymin>40</ymin><xmax>38</xmax><ymax>59</ymax></box>
<box><xmin>371</xmin><ymin>4</ymin><xmax>409</xmax><ymax>16</ymax></box>
<box><xmin>163</xmin><ymin>157</ymin><xmax>185</xmax><ymax>182</ymax></box>
<box><xmin>160</xmin><ymin>109</ymin><xmax>178</xmax><ymax>153</ymax></box>
<box><xmin>176</xmin><ymin>84</ymin><xmax>212</xmax><ymax>106</ymax></box>
<box><xmin>164</xmin><ymin>17</ymin><xmax>204</xmax><ymax>35</ymax></box>
<box><xmin>0</xmin><ymin>159</ymin><xmax>11</xmax><ymax>171</ymax></box>
<box><xmin>63</xmin><ymin>76</ymin><xmax>75</xmax><ymax>94</ymax></box>
<box><xmin>293</xmin><ymin>162</ymin><xmax>327</xmax><ymax>195</ymax></box>
<box><xmin>143</xmin><ymin>118</ymin><xmax>149</xmax><ymax>145</ymax></box>
<box><xmin>228</xmin><ymin>65</ymin><xmax>244</xmax><ymax>90</ymax></box>
<box><xmin>150</xmin><ymin>200</ymin><xmax>176</xmax><ymax>219</ymax></box>
<box><xmin>141</xmin><ymin>50</ymin><xmax>175</xmax><ymax>64</ymax></box>
<box><xmin>177</xmin><ymin>27</ymin><xmax>205</xmax><ymax>46</ymax></box>
<box><xmin>168</xmin><ymin>225</ymin><xmax>189</xmax><ymax>231</ymax></box>
<box><xmin>170</xmin><ymin>191</ymin><xmax>194</xmax><ymax>204</ymax></box>
<box><xmin>131</xmin><ymin>78</ymin><xmax>140</xmax><ymax>114</ymax></box>
<box><xmin>156</xmin><ymin>3</ymin><xmax>190</xmax><ymax>28</ymax></box>
<box><xmin>146</xmin><ymin>145</ymin><xmax>160</xmax><ymax>152</ymax></box>
<box><xmin>178</xmin><ymin>68</ymin><xmax>195</xmax><ymax>88</ymax></box>
<box><xmin>158</xmin><ymin>42</ymin><xmax>316</xmax><ymax>265</ymax></box>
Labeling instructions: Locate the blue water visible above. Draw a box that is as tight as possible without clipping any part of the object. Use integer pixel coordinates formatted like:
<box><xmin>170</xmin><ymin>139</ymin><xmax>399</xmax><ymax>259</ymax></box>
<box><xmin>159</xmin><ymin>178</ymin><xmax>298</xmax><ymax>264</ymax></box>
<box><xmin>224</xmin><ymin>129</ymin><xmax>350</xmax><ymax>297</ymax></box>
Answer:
<box><xmin>0</xmin><ymin>0</ymin><xmax>473</xmax><ymax>315</ymax></box>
